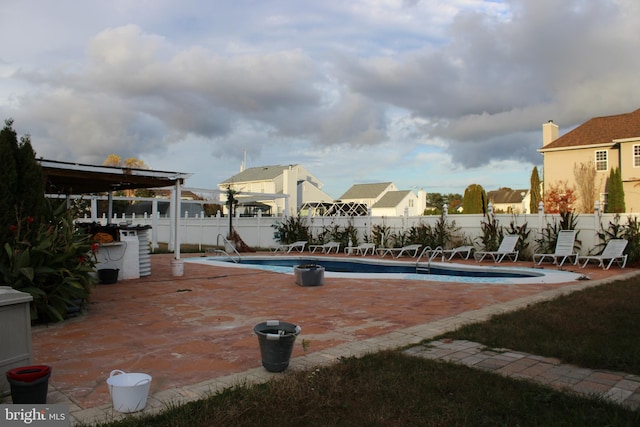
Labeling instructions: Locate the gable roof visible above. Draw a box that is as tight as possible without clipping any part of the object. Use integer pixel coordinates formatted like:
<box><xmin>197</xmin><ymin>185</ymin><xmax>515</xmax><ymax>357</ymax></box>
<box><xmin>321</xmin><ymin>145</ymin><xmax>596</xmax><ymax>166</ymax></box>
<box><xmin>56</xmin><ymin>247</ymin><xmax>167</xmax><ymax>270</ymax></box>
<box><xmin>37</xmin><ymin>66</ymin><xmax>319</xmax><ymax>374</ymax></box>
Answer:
<box><xmin>487</xmin><ymin>188</ymin><xmax>528</xmax><ymax>204</ymax></box>
<box><xmin>221</xmin><ymin>165</ymin><xmax>299</xmax><ymax>184</ymax></box>
<box><xmin>372</xmin><ymin>190</ymin><xmax>412</xmax><ymax>208</ymax></box>
<box><xmin>541</xmin><ymin>108</ymin><xmax>640</xmax><ymax>151</ymax></box>
<box><xmin>339</xmin><ymin>182</ymin><xmax>393</xmax><ymax>200</ymax></box>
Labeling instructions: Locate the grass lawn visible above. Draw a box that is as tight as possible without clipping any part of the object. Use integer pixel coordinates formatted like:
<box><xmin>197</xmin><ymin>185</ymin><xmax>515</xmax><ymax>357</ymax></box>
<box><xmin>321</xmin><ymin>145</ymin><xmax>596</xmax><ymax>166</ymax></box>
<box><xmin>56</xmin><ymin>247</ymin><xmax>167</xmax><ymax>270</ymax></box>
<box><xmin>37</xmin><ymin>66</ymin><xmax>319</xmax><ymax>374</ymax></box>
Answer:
<box><xmin>85</xmin><ymin>277</ymin><xmax>640</xmax><ymax>427</ymax></box>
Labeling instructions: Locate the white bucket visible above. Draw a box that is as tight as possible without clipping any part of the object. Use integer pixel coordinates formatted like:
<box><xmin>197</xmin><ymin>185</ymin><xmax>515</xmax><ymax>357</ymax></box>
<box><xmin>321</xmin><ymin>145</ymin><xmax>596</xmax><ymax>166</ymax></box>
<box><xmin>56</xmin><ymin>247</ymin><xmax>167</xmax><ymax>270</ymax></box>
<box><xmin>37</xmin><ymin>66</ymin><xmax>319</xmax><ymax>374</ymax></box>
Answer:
<box><xmin>106</xmin><ymin>370</ymin><xmax>152</xmax><ymax>413</ymax></box>
<box><xmin>171</xmin><ymin>259</ymin><xmax>184</xmax><ymax>277</ymax></box>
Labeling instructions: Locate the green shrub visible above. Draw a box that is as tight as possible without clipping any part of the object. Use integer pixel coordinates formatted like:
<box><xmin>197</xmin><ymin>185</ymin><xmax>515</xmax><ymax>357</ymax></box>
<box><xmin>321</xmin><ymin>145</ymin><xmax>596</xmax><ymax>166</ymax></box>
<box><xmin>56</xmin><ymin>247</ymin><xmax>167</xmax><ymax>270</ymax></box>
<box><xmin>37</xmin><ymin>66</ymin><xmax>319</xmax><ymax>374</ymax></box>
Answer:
<box><xmin>371</xmin><ymin>222</ymin><xmax>391</xmax><ymax>248</ymax></box>
<box><xmin>407</xmin><ymin>215</ymin><xmax>461</xmax><ymax>249</ymax></box>
<box><xmin>476</xmin><ymin>214</ymin><xmax>503</xmax><ymax>251</ymax></box>
<box><xmin>506</xmin><ymin>216</ymin><xmax>531</xmax><ymax>259</ymax></box>
<box><xmin>272</xmin><ymin>216</ymin><xmax>309</xmax><ymax>244</ymax></box>
<box><xmin>1</xmin><ymin>200</ymin><xmax>98</xmax><ymax>323</ymax></box>
<box><xmin>595</xmin><ymin>214</ymin><xmax>640</xmax><ymax>264</ymax></box>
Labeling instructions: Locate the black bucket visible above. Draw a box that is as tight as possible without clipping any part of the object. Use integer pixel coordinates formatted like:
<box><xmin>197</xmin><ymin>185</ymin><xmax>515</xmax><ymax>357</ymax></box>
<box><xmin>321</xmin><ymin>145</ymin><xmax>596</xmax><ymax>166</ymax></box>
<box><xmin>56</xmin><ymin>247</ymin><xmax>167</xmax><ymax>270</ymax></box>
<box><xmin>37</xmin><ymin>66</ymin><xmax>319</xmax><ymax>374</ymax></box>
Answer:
<box><xmin>254</xmin><ymin>321</ymin><xmax>301</xmax><ymax>372</ymax></box>
<box><xmin>98</xmin><ymin>268</ymin><xmax>119</xmax><ymax>284</ymax></box>
<box><xmin>6</xmin><ymin>365</ymin><xmax>52</xmax><ymax>404</ymax></box>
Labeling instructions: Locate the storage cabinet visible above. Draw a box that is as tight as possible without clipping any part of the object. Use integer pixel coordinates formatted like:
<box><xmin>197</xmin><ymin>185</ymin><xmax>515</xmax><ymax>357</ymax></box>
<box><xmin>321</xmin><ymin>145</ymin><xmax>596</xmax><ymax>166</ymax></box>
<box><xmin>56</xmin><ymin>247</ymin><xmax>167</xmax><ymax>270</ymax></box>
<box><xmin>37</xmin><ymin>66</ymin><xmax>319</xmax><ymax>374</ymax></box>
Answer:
<box><xmin>0</xmin><ymin>287</ymin><xmax>33</xmax><ymax>397</ymax></box>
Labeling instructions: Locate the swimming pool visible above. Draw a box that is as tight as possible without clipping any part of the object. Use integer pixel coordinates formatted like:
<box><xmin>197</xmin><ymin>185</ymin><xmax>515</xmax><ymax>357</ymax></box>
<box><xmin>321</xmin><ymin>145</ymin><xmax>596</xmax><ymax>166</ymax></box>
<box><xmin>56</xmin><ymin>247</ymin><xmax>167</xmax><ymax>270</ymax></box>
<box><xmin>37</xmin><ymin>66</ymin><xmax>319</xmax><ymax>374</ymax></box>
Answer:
<box><xmin>185</xmin><ymin>255</ymin><xmax>585</xmax><ymax>284</ymax></box>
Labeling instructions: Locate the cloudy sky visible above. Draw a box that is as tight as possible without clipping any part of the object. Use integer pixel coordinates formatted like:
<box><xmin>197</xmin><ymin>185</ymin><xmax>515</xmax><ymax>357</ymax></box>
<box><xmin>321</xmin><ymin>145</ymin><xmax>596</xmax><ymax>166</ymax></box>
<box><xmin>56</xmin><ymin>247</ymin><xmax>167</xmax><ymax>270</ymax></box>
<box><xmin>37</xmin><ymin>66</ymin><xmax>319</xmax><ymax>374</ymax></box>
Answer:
<box><xmin>2</xmin><ymin>0</ymin><xmax>639</xmax><ymax>199</ymax></box>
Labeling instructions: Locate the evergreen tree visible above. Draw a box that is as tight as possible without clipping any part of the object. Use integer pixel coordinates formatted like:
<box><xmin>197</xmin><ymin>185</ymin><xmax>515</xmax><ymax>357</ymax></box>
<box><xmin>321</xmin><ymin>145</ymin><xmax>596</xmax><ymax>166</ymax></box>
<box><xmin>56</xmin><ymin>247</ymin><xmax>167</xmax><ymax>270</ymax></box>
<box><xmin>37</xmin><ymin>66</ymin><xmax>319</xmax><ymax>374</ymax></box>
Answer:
<box><xmin>16</xmin><ymin>134</ymin><xmax>45</xmax><ymax>217</ymax></box>
<box><xmin>0</xmin><ymin>120</ymin><xmax>21</xmax><ymax>245</ymax></box>
<box><xmin>529</xmin><ymin>166</ymin><xmax>542</xmax><ymax>213</ymax></box>
<box><xmin>606</xmin><ymin>167</ymin><xmax>625</xmax><ymax>213</ymax></box>
<box><xmin>0</xmin><ymin>120</ymin><xmax>45</xmax><ymax>258</ymax></box>
<box><xmin>462</xmin><ymin>184</ymin><xmax>487</xmax><ymax>214</ymax></box>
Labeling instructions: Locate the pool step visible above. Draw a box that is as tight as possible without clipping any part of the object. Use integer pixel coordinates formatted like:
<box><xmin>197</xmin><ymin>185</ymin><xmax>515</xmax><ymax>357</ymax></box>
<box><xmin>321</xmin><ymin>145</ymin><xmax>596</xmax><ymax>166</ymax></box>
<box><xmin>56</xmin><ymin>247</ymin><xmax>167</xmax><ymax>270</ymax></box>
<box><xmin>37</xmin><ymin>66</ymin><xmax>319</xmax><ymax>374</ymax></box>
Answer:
<box><xmin>416</xmin><ymin>266</ymin><xmax>430</xmax><ymax>274</ymax></box>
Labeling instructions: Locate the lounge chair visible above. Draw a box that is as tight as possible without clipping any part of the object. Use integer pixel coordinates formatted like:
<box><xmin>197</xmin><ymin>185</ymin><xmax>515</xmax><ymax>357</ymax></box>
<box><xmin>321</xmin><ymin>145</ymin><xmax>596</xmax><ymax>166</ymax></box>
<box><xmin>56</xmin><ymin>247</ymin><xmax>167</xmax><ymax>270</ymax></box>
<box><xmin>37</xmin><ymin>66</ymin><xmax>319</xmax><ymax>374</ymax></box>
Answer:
<box><xmin>578</xmin><ymin>239</ymin><xmax>628</xmax><ymax>270</ymax></box>
<box><xmin>416</xmin><ymin>246</ymin><xmax>444</xmax><ymax>262</ymax></box>
<box><xmin>474</xmin><ymin>235</ymin><xmax>519</xmax><ymax>263</ymax></box>
<box><xmin>346</xmin><ymin>242</ymin><xmax>376</xmax><ymax>256</ymax></box>
<box><xmin>377</xmin><ymin>244</ymin><xmax>422</xmax><ymax>258</ymax></box>
<box><xmin>309</xmin><ymin>241</ymin><xmax>341</xmax><ymax>254</ymax></box>
<box><xmin>271</xmin><ymin>240</ymin><xmax>307</xmax><ymax>254</ymax></box>
<box><xmin>440</xmin><ymin>245</ymin><xmax>475</xmax><ymax>261</ymax></box>
<box><xmin>533</xmin><ymin>230</ymin><xmax>578</xmax><ymax>267</ymax></box>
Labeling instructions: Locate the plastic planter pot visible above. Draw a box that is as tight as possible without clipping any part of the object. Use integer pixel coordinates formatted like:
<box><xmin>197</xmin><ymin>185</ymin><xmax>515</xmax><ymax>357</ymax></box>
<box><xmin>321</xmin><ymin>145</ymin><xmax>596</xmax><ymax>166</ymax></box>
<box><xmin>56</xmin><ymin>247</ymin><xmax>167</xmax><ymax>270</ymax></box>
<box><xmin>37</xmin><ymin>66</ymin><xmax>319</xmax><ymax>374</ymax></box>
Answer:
<box><xmin>254</xmin><ymin>320</ymin><xmax>301</xmax><ymax>372</ymax></box>
<box><xmin>98</xmin><ymin>268</ymin><xmax>119</xmax><ymax>284</ymax></box>
<box><xmin>294</xmin><ymin>264</ymin><xmax>325</xmax><ymax>286</ymax></box>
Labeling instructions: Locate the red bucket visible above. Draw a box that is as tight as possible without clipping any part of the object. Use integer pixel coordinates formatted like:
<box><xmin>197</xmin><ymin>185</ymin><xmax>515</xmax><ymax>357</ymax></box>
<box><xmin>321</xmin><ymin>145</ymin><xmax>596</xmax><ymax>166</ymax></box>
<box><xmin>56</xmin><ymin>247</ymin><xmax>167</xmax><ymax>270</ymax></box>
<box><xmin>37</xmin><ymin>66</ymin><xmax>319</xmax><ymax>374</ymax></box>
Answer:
<box><xmin>6</xmin><ymin>365</ymin><xmax>51</xmax><ymax>383</ymax></box>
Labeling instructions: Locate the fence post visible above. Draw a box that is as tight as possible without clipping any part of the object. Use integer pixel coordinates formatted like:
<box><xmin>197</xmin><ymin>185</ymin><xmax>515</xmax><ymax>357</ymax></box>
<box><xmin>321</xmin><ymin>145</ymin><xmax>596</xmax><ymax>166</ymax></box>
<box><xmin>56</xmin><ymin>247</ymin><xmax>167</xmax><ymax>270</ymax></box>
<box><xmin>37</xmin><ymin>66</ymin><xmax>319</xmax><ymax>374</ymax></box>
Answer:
<box><xmin>537</xmin><ymin>201</ymin><xmax>544</xmax><ymax>233</ymax></box>
<box><xmin>257</xmin><ymin>209</ymin><xmax>263</xmax><ymax>248</ymax></box>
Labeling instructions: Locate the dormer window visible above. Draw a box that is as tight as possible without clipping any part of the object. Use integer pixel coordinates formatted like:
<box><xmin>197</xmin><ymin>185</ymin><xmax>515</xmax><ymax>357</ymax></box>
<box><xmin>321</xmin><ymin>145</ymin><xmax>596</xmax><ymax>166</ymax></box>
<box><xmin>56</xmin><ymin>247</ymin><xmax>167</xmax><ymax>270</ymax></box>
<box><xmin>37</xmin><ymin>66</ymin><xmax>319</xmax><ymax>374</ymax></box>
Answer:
<box><xmin>595</xmin><ymin>150</ymin><xmax>608</xmax><ymax>171</ymax></box>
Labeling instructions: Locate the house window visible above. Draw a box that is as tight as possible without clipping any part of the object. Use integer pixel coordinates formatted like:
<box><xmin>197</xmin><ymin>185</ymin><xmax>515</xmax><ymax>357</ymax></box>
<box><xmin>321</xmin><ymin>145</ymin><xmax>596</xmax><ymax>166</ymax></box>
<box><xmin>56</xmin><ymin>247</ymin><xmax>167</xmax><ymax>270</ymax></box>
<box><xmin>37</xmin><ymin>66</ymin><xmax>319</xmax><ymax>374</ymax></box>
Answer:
<box><xmin>408</xmin><ymin>199</ymin><xmax>414</xmax><ymax>208</ymax></box>
<box><xmin>595</xmin><ymin>150</ymin><xmax>608</xmax><ymax>171</ymax></box>
<box><xmin>634</xmin><ymin>145</ymin><xmax>640</xmax><ymax>167</ymax></box>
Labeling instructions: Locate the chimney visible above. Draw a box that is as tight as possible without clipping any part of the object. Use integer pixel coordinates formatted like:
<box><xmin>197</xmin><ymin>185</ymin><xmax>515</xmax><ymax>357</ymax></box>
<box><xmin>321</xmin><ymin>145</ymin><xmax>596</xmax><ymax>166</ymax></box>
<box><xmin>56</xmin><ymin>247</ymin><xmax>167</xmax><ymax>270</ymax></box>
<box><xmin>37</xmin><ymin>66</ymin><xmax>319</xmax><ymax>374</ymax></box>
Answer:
<box><xmin>542</xmin><ymin>120</ymin><xmax>559</xmax><ymax>147</ymax></box>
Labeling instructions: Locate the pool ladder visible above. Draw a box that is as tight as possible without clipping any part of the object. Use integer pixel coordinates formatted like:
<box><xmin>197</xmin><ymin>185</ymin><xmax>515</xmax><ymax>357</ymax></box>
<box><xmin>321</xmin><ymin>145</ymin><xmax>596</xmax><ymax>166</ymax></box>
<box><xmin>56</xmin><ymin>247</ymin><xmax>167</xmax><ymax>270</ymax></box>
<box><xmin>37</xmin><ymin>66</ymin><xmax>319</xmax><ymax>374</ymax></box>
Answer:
<box><xmin>206</xmin><ymin>234</ymin><xmax>241</xmax><ymax>263</ymax></box>
<box><xmin>415</xmin><ymin>246</ymin><xmax>443</xmax><ymax>274</ymax></box>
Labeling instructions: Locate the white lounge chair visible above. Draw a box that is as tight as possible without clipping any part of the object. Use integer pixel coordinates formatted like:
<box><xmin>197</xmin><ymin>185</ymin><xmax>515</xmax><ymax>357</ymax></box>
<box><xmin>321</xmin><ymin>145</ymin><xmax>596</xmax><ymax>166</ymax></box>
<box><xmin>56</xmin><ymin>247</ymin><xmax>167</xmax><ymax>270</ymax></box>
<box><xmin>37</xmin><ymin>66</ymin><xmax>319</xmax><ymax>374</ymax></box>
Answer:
<box><xmin>578</xmin><ymin>239</ymin><xmax>628</xmax><ymax>270</ymax></box>
<box><xmin>440</xmin><ymin>245</ymin><xmax>474</xmax><ymax>261</ymax></box>
<box><xmin>377</xmin><ymin>244</ymin><xmax>422</xmax><ymax>258</ymax></box>
<box><xmin>347</xmin><ymin>242</ymin><xmax>376</xmax><ymax>256</ymax></box>
<box><xmin>533</xmin><ymin>230</ymin><xmax>578</xmax><ymax>267</ymax></box>
<box><xmin>474</xmin><ymin>235</ymin><xmax>519</xmax><ymax>263</ymax></box>
<box><xmin>271</xmin><ymin>240</ymin><xmax>307</xmax><ymax>254</ymax></box>
<box><xmin>309</xmin><ymin>241</ymin><xmax>341</xmax><ymax>254</ymax></box>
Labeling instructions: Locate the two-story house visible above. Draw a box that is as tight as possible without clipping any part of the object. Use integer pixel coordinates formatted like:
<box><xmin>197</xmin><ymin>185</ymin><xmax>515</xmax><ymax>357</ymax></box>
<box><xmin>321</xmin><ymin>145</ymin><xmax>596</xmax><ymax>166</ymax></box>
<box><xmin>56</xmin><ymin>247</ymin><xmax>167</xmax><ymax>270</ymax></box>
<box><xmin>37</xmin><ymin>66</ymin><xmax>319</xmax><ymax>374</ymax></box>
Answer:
<box><xmin>538</xmin><ymin>108</ymin><xmax>640</xmax><ymax>213</ymax></box>
<box><xmin>219</xmin><ymin>164</ymin><xmax>333</xmax><ymax>216</ymax></box>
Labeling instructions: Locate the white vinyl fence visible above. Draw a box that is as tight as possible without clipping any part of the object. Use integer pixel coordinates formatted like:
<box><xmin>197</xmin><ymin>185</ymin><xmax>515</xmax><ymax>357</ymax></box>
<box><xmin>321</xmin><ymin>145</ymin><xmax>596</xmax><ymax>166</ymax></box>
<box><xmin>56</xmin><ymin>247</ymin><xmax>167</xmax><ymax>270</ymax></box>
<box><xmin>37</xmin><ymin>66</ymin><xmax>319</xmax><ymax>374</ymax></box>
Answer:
<box><xmin>81</xmin><ymin>201</ymin><xmax>635</xmax><ymax>257</ymax></box>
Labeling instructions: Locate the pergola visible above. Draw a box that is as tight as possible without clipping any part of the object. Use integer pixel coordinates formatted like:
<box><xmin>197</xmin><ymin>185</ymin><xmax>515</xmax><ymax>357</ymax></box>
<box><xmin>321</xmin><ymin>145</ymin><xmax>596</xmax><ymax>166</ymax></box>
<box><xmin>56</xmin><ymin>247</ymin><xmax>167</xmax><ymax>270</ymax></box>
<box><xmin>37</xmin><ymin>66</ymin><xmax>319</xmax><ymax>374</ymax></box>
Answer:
<box><xmin>38</xmin><ymin>159</ymin><xmax>192</xmax><ymax>258</ymax></box>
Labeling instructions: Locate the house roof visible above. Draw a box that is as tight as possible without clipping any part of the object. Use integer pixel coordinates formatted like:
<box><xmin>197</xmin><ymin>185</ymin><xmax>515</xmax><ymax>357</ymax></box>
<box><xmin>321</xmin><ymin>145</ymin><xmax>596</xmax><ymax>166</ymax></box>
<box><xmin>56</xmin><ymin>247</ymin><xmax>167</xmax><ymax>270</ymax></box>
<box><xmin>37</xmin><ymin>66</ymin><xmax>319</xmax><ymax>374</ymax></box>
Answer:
<box><xmin>339</xmin><ymin>182</ymin><xmax>393</xmax><ymax>200</ymax></box>
<box><xmin>221</xmin><ymin>165</ymin><xmax>299</xmax><ymax>184</ymax></box>
<box><xmin>541</xmin><ymin>108</ymin><xmax>640</xmax><ymax>151</ymax></box>
<box><xmin>372</xmin><ymin>191</ymin><xmax>412</xmax><ymax>208</ymax></box>
<box><xmin>487</xmin><ymin>188</ymin><xmax>528</xmax><ymax>204</ymax></box>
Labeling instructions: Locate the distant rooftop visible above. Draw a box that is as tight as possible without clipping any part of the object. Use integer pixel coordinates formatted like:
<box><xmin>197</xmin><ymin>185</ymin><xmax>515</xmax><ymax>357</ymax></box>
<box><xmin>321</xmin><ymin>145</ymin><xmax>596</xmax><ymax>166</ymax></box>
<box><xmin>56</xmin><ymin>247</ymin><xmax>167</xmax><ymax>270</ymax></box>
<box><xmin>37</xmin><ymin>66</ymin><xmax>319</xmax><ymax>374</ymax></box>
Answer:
<box><xmin>372</xmin><ymin>191</ymin><xmax>412</xmax><ymax>208</ymax></box>
<box><xmin>339</xmin><ymin>182</ymin><xmax>393</xmax><ymax>200</ymax></box>
<box><xmin>221</xmin><ymin>165</ymin><xmax>299</xmax><ymax>184</ymax></box>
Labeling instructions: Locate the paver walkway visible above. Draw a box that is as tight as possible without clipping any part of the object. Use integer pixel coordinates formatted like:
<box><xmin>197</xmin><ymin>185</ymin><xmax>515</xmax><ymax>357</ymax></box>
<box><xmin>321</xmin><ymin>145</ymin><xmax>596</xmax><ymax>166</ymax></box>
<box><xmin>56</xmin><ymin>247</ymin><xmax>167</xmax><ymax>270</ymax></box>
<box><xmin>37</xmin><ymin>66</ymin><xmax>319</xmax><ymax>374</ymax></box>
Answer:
<box><xmin>404</xmin><ymin>339</ymin><xmax>640</xmax><ymax>411</ymax></box>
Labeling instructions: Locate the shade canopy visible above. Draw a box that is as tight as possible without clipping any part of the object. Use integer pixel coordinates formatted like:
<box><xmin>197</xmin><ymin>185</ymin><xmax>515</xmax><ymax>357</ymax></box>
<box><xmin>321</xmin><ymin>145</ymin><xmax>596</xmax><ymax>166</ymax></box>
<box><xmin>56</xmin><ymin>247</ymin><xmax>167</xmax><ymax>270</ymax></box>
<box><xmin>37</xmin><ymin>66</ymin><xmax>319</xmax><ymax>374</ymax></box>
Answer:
<box><xmin>38</xmin><ymin>159</ymin><xmax>192</xmax><ymax>194</ymax></box>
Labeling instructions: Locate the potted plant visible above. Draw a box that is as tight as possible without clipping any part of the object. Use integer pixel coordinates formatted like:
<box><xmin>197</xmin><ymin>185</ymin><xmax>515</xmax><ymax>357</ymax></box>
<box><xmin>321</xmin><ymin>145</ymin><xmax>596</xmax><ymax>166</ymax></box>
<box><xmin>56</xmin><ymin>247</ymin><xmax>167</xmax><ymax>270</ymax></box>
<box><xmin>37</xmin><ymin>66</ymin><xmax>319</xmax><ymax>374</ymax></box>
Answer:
<box><xmin>294</xmin><ymin>264</ymin><xmax>324</xmax><ymax>286</ymax></box>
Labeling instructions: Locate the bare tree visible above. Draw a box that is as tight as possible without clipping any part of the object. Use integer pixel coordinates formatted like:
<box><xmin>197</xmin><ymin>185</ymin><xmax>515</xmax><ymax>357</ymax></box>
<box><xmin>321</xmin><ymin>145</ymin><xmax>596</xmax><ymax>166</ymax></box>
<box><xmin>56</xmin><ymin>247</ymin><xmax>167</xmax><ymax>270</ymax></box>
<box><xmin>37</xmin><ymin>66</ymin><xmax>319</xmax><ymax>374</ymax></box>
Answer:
<box><xmin>573</xmin><ymin>161</ymin><xmax>600</xmax><ymax>213</ymax></box>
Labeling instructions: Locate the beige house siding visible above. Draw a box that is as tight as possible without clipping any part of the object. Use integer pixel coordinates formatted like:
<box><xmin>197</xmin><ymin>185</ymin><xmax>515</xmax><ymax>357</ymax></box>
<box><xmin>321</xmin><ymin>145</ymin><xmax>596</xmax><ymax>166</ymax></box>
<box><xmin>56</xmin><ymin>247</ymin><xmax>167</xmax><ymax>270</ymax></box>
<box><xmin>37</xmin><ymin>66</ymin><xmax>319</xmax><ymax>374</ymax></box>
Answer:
<box><xmin>619</xmin><ymin>138</ymin><xmax>640</xmax><ymax>211</ymax></box>
<box><xmin>539</xmin><ymin>108</ymin><xmax>640</xmax><ymax>213</ymax></box>
<box><xmin>542</xmin><ymin>146</ymin><xmax>617</xmax><ymax>209</ymax></box>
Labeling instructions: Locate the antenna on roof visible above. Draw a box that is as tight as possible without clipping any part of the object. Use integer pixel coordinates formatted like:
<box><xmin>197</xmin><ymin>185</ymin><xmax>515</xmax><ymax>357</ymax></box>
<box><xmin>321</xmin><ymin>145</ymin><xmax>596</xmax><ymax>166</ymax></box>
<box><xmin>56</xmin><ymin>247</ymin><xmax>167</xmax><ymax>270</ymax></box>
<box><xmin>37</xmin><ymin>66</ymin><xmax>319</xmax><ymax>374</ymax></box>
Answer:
<box><xmin>240</xmin><ymin>149</ymin><xmax>246</xmax><ymax>172</ymax></box>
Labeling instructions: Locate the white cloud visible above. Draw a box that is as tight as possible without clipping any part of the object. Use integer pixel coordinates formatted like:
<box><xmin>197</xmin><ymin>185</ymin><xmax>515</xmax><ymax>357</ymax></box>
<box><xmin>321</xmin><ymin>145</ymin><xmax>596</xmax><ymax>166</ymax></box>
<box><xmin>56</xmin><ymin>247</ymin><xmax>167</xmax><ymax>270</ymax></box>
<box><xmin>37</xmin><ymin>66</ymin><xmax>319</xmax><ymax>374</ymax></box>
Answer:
<box><xmin>1</xmin><ymin>0</ymin><xmax>639</xmax><ymax>196</ymax></box>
